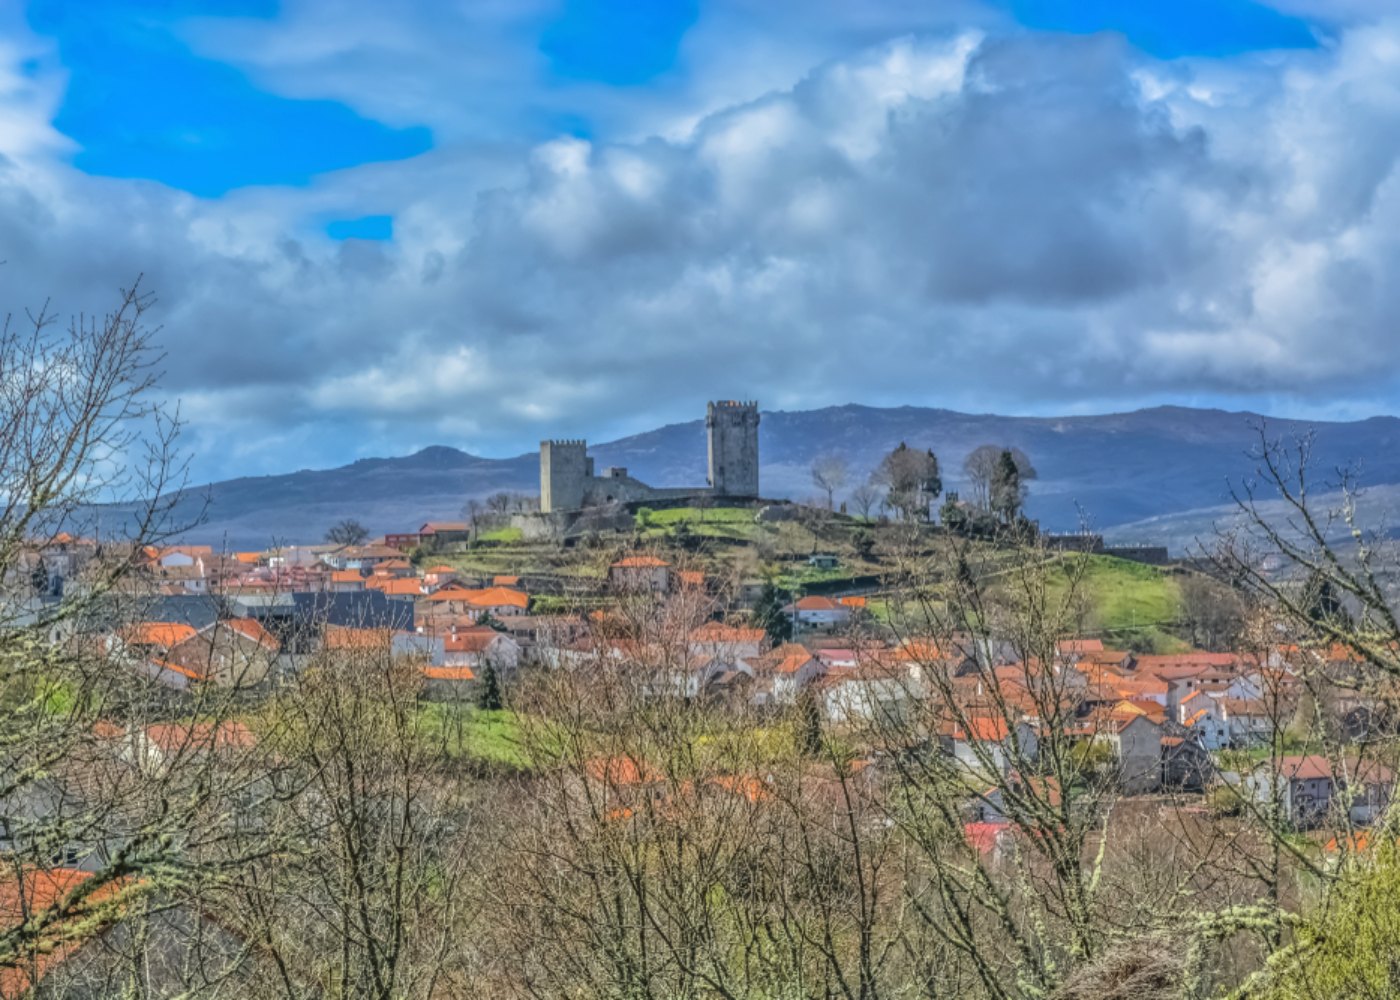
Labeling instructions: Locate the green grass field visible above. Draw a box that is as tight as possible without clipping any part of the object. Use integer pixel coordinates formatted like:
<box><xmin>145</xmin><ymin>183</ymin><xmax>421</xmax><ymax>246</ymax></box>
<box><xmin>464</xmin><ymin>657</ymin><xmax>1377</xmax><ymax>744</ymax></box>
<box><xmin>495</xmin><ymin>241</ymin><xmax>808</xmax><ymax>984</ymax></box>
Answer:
<box><xmin>636</xmin><ymin>506</ymin><xmax>766</xmax><ymax>542</ymax></box>
<box><xmin>1049</xmin><ymin>554</ymin><xmax>1185</xmax><ymax>652</ymax></box>
<box><xmin>417</xmin><ymin>705</ymin><xmax>531</xmax><ymax>768</ymax></box>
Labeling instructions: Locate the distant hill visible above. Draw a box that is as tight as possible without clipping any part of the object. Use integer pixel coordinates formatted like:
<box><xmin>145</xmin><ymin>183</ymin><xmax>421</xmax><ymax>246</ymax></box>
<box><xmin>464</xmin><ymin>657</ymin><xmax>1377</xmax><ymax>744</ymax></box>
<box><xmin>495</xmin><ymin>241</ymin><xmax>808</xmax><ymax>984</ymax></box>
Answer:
<box><xmin>146</xmin><ymin>404</ymin><xmax>1400</xmax><ymax>551</ymax></box>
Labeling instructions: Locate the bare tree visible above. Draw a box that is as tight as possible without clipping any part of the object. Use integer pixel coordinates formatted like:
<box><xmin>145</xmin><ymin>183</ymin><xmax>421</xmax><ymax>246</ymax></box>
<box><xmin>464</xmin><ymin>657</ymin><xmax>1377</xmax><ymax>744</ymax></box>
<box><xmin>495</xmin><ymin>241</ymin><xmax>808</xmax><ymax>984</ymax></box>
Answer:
<box><xmin>811</xmin><ymin>454</ymin><xmax>849</xmax><ymax>511</ymax></box>
<box><xmin>850</xmin><ymin>482</ymin><xmax>882</xmax><ymax>521</ymax></box>
<box><xmin>463</xmin><ymin>497</ymin><xmax>483</xmax><ymax>543</ymax></box>
<box><xmin>0</xmin><ymin>280</ymin><xmax>288</xmax><ymax>989</ymax></box>
<box><xmin>324</xmin><ymin>518</ymin><xmax>370</xmax><ymax>546</ymax></box>
<box><xmin>485</xmin><ymin>492</ymin><xmax>512</xmax><ymax>516</ymax></box>
<box><xmin>872</xmin><ymin>443</ymin><xmax>941</xmax><ymax>522</ymax></box>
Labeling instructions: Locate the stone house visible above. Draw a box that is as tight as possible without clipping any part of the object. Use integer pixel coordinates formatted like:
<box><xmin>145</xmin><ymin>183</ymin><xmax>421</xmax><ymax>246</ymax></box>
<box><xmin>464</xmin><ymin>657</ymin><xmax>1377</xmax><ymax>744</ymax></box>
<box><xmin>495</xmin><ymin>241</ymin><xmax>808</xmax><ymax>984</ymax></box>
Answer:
<box><xmin>609</xmin><ymin>555</ymin><xmax>671</xmax><ymax>592</ymax></box>
<box><xmin>164</xmin><ymin>619</ymin><xmax>279</xmax><ymax>688</ymax></box>
<box><xmin>1086</xmin><ymin>713</ymin><xmax>1162</xmax><ymax>794</ymax></box>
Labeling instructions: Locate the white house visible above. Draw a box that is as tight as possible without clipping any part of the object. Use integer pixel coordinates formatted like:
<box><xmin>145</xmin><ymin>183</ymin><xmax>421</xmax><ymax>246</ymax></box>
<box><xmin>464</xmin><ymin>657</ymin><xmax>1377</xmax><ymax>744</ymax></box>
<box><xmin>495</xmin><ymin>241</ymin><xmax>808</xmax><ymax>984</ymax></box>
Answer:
<box><xmin>1221</xmin><ymin>698</ymin><xmax>1277</xmax><ymax>747</ymax></box>
<box><xmin>789</xmin><ymin>596</ymin><xmax>852</xmax><ymax>629</ymax></box>
<box><xmin>819</xmin><ymin>667</ymin><xmax>913</xmax><ymax>725</ymax></box>
<box><xmin>688</xmin><ymin>622</ymin><xmax>765</xmax><ymax>661</ymax></box>
<box><xmin>747</xmin><ymin>644</ymin><xmax>824</xmax><ymax>706</ymax></box>
<box><xmin>443</xmin><ymin>629</ymin><xmax>523</xmax><ymax>673</ymax></box>
<box><xmin>1179</xmin><ymin>690</ymin><xmax>1230</xmax><ymax>752</ymax></box>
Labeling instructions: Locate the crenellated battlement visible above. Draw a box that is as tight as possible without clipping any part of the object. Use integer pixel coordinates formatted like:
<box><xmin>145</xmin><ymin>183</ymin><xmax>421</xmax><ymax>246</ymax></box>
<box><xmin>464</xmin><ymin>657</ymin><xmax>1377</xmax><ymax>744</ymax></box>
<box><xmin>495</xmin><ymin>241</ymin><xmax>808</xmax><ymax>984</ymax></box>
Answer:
<box><xmin>542</xmin><ymin>438</ymin><xmax>588</xmax><ymax>448</ymax></box>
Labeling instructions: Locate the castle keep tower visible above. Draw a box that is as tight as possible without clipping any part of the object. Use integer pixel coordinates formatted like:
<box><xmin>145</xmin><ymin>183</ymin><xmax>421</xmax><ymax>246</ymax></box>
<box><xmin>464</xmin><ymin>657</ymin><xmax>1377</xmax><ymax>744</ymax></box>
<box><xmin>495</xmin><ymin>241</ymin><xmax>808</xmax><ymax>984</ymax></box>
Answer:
<box><xmin>540</xmin><ymin>439</ymin><xmax>591</xmax><ymax>514</ymax></box>
<box><xmin>706</xmin><ymin>400</ymin><xmax>760</xmax><ymax>498</ymax></box>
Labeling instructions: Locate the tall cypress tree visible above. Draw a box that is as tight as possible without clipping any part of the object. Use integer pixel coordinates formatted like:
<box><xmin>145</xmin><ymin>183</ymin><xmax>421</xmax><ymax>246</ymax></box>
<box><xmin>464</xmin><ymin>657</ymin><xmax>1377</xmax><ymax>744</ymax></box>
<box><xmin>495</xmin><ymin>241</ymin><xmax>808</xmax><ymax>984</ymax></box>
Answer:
<box><xmin>477</xmin><ymin>662</ymin><xmax>503</xmax><ymax>711</ymax></box>
<box><xmin>797</xmin><ymin>690</ymin><xmax>824</xmax><ymax>757</ymax></box>
<box><xmin>29</xmin><ymin>557</ymin><xmax>48</xmax><ymax>597</ymax></box>
<box><xmin>753</xmin><ymin>581</ymin><xmax>793</xmax><ymax>645</ymax></box>
<box><xmin>990</xmin><ymin>449</ymin><xmax>1024</xmax><ymax>525</ymax></box>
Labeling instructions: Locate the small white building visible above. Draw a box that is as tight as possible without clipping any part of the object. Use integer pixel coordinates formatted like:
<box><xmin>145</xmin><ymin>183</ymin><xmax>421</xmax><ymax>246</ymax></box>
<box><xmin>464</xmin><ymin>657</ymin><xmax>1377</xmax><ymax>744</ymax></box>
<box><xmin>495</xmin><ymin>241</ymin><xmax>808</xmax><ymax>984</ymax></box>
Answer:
<box><xmin>789</xmin><ymin>596</ymin><xmax>852</xmax><ymax>629</ymax></box>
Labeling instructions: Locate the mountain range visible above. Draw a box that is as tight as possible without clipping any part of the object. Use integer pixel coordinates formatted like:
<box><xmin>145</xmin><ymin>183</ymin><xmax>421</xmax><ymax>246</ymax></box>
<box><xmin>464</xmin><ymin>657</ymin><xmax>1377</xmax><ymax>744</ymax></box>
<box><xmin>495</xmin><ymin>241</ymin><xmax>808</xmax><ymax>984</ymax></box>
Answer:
<box><xmin>148</xmin><ymin>404</ymin><xmax>1400</xmax><ymax>553</ymax></box>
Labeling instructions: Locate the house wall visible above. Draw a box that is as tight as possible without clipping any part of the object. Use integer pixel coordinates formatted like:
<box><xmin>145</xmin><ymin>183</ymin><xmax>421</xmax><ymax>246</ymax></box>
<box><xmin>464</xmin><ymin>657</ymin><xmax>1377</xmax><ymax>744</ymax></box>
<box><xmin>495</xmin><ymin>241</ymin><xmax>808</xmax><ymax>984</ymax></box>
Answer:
<box><xmin>610</xmin><ymin>566</ymin><xmax>671</xmax><ymax>592</ymax></box>
<box><xmin>1108</xmin><ymin>718</ymin><xmax>1162</xmax><ymax>794</ymax></box>
<box><xmin>796</xmin><ymin>608</ymin><xmax>851</xmax><ymax>626</ymax></box>
<box><xmin>165</xmin><ymin>631</ymin><xmax>273</xmax><ymax>688</ymax></box>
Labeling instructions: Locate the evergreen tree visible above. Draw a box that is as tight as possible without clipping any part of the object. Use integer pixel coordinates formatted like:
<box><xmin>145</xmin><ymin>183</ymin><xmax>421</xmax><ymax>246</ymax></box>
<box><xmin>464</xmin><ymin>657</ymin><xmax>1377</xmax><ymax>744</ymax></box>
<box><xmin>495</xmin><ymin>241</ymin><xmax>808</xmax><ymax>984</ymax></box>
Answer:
<box><xmin>1303</xmin><ymin>572</ymin><xmax>1352</xmax><ymax>630</ymax></box>
<box><xmin>753</xmin><ymin>581</ymin><xmax>793</xmax><ymax>645</ymax></box>
<box><xmin>924</xmin><ymin>448</ymin><xmax>943</xmax><ymax>502</ymax></box>
<box><xmin>477</xmin><ymin>611</ymin><xmax>507</xmax><ymax>632</ymax></box>
<box><xmin>477</xmin><ymin>662</ymin><xmax>503</xmax><ymax>711</ymax></box>
<box><xmin>990</xmin><ymin>449</ymin><xmax>1025</xmax><ymax>525</ymax></box>
<box><xmin>797</xmin><ymin>690</ymin><xmax>824</xmax><ymax>757</ymax></box>
<box><xmin>29</xmin><ymin>557</ymin><xmax>48</xmax><ymax>597</ymax></box>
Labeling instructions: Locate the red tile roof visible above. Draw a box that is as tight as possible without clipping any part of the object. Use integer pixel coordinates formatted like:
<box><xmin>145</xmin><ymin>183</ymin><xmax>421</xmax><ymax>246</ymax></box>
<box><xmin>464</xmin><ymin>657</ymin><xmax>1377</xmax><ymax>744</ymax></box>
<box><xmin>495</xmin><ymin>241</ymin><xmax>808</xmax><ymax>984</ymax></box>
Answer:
<box><xmin>691</xmin><ymin>621</ymin><xmax>765</xmax><ymax>644</ymax></box>
<box><xmin>367</xmin><ymin>578</ymin><xmax>424</xmax><ymax>596</ymax></box>
<box><xmin>143</xmin><ymin>721</ymin><xmax>256</xmax><ymax>754</ymax></box>
<box><xmin>612</xmin><ymin>555</ymin><xmax>670</xmax><ymax>568</ymax></box>
<box><xmin>423</xmin><ymin>586</ymin><xmax>528</xmax><ymax>609</ymax></box>
<box><xmin>121</xmin><ymin>622</ymin><xmax>198</xmax><ymax>648</ymax></box>
<box><xmin>584</xmin><ymin>756</ymin><xmax>663</xmax><ymax>786</ymax></box>
<box><xmin>0</xmin><ymin>868</ymin><xmax>128</xmax><ymax>998</ymax></box>
<box><xmin>1057</xmin><ymin>638</ymin><xmax>1105</xmax><ymax>654</ymax></box>
<box><xmin>954</xmin><ymin>716</ymin><xmax>1010</xmax><ymax>742</ymax></box>
<box><xmin>444</xmin><ymin>630</ymin><xmax>503</xmax><ymax>654</ymax></box>
<box><xmin>422</xmin><ymin>665</ymin><xmax>476</xmax><ymax>681</ymax></box>
<box><xmin>1269</xmin><ymin>755</ymin><xmax>1395</xmax><ymax>785</ymax></box>
<box><xmin>219</xmin><ymin>618</ymin><xmax>279</xmax><ymax>649</ymax></box>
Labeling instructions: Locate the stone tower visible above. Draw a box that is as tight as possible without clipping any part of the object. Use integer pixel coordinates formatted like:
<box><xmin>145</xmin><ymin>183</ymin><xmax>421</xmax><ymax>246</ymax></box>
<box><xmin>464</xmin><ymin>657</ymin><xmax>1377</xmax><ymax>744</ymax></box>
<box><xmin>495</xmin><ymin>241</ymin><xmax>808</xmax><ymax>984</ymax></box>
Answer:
<box><xmin>539</xmin><ymin>439</ymin><xmax>592</xmax><ymax>513</ymax></box>
<box><xmin>706</xmin><ymin>400</ymin><xmax>760</xmax><ymax>498</ymax></box>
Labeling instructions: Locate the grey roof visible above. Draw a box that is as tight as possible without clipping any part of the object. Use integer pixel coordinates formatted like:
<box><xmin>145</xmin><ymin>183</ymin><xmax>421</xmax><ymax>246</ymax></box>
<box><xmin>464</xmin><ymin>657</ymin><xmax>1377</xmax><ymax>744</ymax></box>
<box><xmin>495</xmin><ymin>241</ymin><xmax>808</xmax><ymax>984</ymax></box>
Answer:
<box><xmin>291</xmin><ymin>591</ymin><xmax>414</xmax><ymax>631</ymax></box>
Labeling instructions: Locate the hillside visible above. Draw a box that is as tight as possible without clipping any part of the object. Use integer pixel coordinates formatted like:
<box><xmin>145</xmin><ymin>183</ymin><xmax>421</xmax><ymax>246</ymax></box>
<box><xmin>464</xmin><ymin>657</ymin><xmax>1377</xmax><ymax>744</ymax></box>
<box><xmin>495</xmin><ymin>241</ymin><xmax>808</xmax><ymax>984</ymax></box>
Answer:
<box><xmin>143</xmin><ymin>404</ymin><xmax>1400</xmax><ymax>550</ymax></box>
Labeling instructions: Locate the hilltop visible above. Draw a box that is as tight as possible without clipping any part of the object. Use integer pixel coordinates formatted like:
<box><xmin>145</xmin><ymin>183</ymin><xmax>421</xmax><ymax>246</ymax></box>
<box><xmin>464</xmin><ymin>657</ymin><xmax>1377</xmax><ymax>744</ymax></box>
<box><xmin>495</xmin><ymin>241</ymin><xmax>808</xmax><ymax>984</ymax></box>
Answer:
<box><xmin>148</xmin><ymin>404</ymin><xmax>1400</xmax><ymax>550</ymax></box>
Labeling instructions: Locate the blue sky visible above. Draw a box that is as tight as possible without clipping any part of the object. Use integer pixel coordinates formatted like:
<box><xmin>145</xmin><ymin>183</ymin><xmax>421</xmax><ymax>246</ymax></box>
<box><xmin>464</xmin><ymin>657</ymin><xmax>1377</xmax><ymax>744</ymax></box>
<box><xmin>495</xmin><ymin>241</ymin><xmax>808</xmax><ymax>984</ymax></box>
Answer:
<box><xmin>27</xmin><ymin>0</ymin><xmax>1319</xmax><ymax>199</ymax></box>
<box><xmin>3</xmin><ymin>0</ymin><xmax>1398</xmax><ymax>484</ymax></box>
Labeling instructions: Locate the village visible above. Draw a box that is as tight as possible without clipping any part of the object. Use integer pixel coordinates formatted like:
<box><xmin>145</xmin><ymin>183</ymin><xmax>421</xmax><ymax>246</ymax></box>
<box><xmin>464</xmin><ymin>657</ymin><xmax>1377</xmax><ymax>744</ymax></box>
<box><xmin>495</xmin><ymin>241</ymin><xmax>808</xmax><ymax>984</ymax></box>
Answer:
<box><xmin>0</xmin><ymin>403</ymin><xmax>1396</xmax><ymax>1000</ymax></box>
<box><xmin>10</xmin><ymin>497</ymin><xmax>1391</xmax><ymax>844</ymax></box>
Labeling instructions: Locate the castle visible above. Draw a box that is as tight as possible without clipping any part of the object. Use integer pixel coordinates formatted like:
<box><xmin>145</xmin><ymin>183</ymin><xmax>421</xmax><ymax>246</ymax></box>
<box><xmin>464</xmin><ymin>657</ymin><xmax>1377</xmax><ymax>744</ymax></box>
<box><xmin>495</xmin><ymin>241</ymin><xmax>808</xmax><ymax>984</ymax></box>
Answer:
<box><xmin>539</xmin><ymin>401</ymin><xmax>760</xmax><ymax>514</ymax></box>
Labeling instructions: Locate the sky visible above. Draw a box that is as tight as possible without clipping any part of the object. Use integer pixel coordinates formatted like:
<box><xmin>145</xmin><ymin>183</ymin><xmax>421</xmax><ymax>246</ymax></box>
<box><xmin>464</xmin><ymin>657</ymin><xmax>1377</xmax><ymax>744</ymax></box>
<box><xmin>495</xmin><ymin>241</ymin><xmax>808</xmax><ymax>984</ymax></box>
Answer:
<box><xmin>4</xmin><ymin>0</ymin><xmax>1400</xmax><ymax>484</ymax></box>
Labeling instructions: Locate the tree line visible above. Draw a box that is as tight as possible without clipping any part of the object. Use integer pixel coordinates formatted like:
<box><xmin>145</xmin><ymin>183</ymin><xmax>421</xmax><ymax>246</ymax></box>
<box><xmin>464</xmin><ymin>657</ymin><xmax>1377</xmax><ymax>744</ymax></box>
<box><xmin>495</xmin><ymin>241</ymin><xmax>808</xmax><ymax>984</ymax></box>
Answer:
<box><xmin>812</xmin><ymin>442</ymin><xmax>1037</xmax><ymax>532</ymax></box>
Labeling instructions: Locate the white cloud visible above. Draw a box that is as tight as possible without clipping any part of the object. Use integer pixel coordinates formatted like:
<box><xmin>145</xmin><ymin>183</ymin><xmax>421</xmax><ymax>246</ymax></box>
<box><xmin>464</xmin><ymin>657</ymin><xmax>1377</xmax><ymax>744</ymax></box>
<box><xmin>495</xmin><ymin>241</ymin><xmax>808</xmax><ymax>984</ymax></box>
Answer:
<box><xmin>5</xmin><ymin>16</ymin><xmax>1400</xmax><ymax>481</ymax></box>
